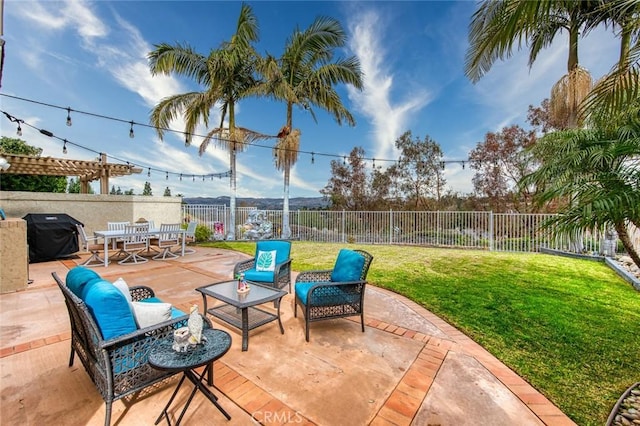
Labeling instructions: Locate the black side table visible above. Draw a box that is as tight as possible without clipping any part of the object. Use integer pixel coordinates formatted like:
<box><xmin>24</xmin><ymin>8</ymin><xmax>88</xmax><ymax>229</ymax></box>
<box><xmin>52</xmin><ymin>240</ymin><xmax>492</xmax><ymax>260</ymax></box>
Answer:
<box><xmin>149</xmin><ymin>328</ymin><xmax>232</xmax><ymax>425</ymax></box>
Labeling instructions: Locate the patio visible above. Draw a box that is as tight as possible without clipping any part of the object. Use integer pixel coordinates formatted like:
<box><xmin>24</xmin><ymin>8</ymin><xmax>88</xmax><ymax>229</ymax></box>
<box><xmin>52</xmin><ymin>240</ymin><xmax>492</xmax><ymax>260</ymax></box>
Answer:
<box><xmin>0</xmin><ymin>247</ymin><xmax>576</xmax><ymax>425</ymax></box>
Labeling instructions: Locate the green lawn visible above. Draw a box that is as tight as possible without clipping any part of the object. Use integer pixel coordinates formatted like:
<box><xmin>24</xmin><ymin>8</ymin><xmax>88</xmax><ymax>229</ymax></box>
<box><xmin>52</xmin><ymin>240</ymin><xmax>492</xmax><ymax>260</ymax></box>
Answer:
<box><xmin>203</xmin><ymin>241</ymin><xmax>640</xmax><ymax>426</ymax></box>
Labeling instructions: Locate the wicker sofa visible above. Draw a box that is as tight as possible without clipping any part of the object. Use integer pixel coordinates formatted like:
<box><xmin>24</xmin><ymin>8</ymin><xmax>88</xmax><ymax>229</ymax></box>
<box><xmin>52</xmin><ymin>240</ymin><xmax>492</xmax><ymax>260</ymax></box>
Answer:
<box><xmin>294</xmin><ymin>249</ymin><xmax>373</xmax><ymax>341</ymax></box>
<box><xmin>52</xmin><ymin>267</ymin><xmax>211</xmax><ymax>426</ymax></box>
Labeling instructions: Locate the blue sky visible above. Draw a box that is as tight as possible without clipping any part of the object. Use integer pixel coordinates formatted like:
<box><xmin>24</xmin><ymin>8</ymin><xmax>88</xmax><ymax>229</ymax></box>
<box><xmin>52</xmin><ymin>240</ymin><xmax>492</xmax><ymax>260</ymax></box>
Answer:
<box><xmin>0</xmin><ymin>0</ymin><xmax>621</xmax><ymax>200</ymax></box>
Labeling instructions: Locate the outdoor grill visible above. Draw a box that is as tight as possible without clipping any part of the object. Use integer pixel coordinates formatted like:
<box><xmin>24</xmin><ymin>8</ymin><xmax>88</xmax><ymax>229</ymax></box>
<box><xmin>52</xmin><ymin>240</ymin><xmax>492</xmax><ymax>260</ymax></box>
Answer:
<box><xmin>23</xmin><ymin>213</ymin><xmax>83</xmax><ymax>263</ymax></box>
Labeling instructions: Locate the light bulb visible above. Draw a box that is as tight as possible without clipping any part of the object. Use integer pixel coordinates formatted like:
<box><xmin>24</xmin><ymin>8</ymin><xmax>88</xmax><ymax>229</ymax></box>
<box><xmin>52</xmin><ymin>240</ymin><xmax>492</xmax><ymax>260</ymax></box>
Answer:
<box><xmin>17</xmin><ymin>123</ymin><xmax>22</xmax><ymax>136</ymax></box>
<box><xmin>66</xmin><ymin>108</ymin><xmax>72</xmax><ymax>126</ymax></box>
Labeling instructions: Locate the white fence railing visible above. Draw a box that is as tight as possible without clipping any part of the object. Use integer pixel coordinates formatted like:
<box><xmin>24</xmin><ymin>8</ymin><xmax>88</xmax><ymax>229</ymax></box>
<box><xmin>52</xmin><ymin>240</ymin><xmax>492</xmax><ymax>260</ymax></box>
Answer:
<box><xmin>181</xmin><ymin>205</ymin><xmax>639</xmax><ymax>255</ymax></box>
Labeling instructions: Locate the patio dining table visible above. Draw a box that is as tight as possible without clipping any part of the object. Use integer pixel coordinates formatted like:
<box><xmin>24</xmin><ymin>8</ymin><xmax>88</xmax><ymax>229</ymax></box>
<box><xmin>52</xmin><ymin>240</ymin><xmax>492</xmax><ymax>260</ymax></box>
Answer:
<box><xmin>93</xmin><ymin>228</ymin><xmax>186</xmax><ymax>267</ymax></box>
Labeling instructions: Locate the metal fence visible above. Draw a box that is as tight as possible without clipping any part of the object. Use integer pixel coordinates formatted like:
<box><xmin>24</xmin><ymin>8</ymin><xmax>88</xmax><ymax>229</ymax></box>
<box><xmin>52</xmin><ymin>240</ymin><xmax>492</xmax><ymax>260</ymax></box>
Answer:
<box><xmin>182</xmin><ymin>205</ymin><xmax>639</xmax><ymax>255</ymax></box>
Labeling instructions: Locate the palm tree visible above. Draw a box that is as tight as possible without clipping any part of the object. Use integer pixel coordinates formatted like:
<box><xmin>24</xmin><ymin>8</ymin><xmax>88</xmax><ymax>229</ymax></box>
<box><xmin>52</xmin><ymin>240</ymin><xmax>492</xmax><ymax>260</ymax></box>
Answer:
<box><xmin>148</xmin><ymin>3</ymin><xmax>268</xmax><ymax>240</ymax></box>
<box><xmin>521</xmin><ymin>123</ymin><xmax>640</xmax><ymax>268</ymax></box>
<box><xmin>465</xmin><ymin>0</ymin><xmax>600</xmax><ymax>128</ymax></box>
<box><xmin>258</xmin><ymin>17</ymin><xmax>363</xmax><ymax>238</ymax></box>
<box><xmin>580</xmin><ymin>0</ymin><xmax>640</xmax><ymax>123</ymax></box>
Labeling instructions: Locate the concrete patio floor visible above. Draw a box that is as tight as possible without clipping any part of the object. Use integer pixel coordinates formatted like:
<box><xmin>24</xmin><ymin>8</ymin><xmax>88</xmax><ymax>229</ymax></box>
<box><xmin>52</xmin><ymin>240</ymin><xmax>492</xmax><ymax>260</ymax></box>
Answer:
<box><xmin>0</xmin><ymin>247</ymin><xmax>577</xmax><ymax>426</ymax></box>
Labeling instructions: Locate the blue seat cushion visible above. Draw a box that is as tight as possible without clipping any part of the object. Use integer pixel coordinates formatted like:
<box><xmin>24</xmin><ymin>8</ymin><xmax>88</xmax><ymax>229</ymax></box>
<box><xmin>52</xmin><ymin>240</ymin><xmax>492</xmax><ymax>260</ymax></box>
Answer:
<box><xmin>296</xmin><ymin>281</ymin><xmax>354</xmax><ymax>306</ymax></box>
<box><xmin>83</xmin><ymin>279</ymin><xmax>138</xmax><ymax>340</ymax></box>
<box><xmin>330</xmin><ymin>249</ymin><xmax>365</xmax><ymax>282</ymax></box>
<box><xmin>66</xmin><ymin>267</ymin><xmax>100</xmax><ymax>298</ymax></box>
<box><xmin>139</xmin><ymin>297</ymin><xmax>185</xmax><ymax>318</ymax></box>
<box><xmin>243</xmin><ymin>269</ymin><xmax>274</xmax><ymax>284</ymax></box>
<box><xmin>255</xmin><ymin>240</ymin><xmax>291</xmax><ymax>265</ymax></box>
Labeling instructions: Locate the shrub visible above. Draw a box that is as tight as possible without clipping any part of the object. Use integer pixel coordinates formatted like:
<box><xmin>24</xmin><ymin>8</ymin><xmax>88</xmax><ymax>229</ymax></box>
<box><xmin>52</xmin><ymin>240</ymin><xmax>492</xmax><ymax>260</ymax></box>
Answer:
<box><xmin>195</xmin><ymin>224</ymin><xmax>212</xmax><ymax>242</ymax></box>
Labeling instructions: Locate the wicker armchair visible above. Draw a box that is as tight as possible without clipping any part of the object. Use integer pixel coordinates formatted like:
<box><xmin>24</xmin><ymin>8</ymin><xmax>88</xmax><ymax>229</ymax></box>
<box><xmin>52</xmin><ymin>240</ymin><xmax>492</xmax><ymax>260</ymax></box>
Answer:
<box><xmin>52</xmin><ymin>272</ymin><xmax>212</xmax><ymax>426</ymax></box>
<box><xmin>294</xmin><ymin>249</ymin><xmax>373</xmax><ymax>342</ymax></box>
<box><xmin>233</xmin><ymin>240</ymin><xmax>292</xmax><ymax>292</ymax></box>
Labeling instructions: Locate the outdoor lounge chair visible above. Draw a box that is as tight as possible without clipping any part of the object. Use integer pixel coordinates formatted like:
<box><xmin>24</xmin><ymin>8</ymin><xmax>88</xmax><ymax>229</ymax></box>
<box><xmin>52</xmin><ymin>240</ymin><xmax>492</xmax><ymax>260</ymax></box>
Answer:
<box><xmin>52</xmin><ymin>268</ymin><xmax>212</xmax><ymax>426</ymax></box>
<box><xmin>294</xmin><ymin>249</ymin><xmax>373</xmax><ymax>342</ymax></box>
<box><xmin>233</xmin><ymin>240</ymin><xmax>292</xmax><ymax>292</ymax></box>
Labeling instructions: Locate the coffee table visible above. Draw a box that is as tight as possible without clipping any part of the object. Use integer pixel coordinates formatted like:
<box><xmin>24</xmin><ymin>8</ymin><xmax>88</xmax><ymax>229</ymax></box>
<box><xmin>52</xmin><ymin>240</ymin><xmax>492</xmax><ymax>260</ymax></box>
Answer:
<box><xmin>149</xmin><ymin>328</ymin><xmax>232</xmax><ymax>425</ymax></box>
<box><xmin>196</xmin><ymin>280</ymin><xmax>286</xmax><ymax>351</ymax></box>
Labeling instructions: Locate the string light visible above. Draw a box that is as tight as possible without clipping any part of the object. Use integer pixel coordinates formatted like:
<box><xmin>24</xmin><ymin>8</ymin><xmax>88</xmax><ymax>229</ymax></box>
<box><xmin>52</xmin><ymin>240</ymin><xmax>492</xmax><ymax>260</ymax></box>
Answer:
<box><xmin>3</xmin><ymin>93</ymin><xmax>473</xmax><ymax>168</ymax></box>
<box><xmin>192</xmin><ymin>175</ymin><xmax>195</xmax><ymax>182</ymax></box>
<box><xmin>62</xmin><ymin>139</ymin><xmax>68</xmax><ymax>154</ymax></box>
<box><xmin>2</xmin><ymin>97</ymin><xmax>472</xmax><ymax>175</ymax></box>
<box><xmin>343</xmin><ymin>156</ymin><xmax>346</xmax><ymax>165</ymax></box>
<box><xmin>202</xmin><ymin>175</ymin><xmax>205</xmax><ymax>181</ymax></box>
<box><xmin>180</xmin><ymin>174</ymin><xmax>183</xmax><ymax>181</ymax></box>
<box><xmin>165</xmin><ymin>171</ymin><xmax>168</xmax><ymax>180</ymax></box>
<box><xmin>372</xmin><ymin>158</ymin><xmax>376</xmax><ymax>168</ymax></box>
<box><xmin>147</xmin><ymin>167</ymin><xmax>151</xmax><ymax>177</ymax></box>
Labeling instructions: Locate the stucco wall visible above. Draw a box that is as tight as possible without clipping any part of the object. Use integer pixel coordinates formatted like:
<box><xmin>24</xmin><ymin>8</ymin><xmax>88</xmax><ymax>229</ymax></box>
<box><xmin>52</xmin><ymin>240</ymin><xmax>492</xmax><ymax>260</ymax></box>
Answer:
<box><xmin>0</xmin><ymin>191</ymin><xmax>183</xmax><ymax>235</ymax></box>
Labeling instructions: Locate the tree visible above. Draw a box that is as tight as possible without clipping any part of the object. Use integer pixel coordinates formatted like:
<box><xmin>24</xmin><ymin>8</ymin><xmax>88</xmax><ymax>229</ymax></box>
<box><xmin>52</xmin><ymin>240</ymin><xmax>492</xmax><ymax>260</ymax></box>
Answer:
<box><xmin>321</xmin><ymin>146</ymin><xmax>393</xmax><ymax>211</ymax></box>
<box><xmin>259</xmin><ymin>16</ymin><xmax>363</xmax><ymax>238</ymax></box>
<box><xmin>527</xmin><ymin>98</ymin><xmax>567</xmax><ymax>134</ymax></box>
<box><xmin>148</xmin><ymin>3</ymin><xmax>268</xmax><ymax>240</ymax></box>
<box><xmin>124</xmin><ymin>189</ymin><xmax>134</xmax><ymax>195</ymax></box>
<box><xmin>163</xmin><ymin>186</ymin><xmax>172</xmax><ymax>197</ymax></box>
<box><xmin>521</xmin><ymin>124</ymin><xmax>640</xmax><ymax>268</ymax></box>
<box><xmin>469</xmin><ymin>125</ymin><xmax>538</xmax><ymax>212</ymax></box>
<box><xmin>465</xmin><ymin>0</ymin><xmax>600</xmax><ymax>128</ymax></box>
<box><xmin>388</xmin><ymin>131</ymin><xmax>446</xmax><ymax>210</ymax></box>
<box><xmin>580</xmin><ymin>1</ymin><xmax>640</xmax><ymax>125</ymax></box>
<box><xmin>142</xmin><ymin>182</ymin><xmax>152</xmax><ymax>196</ymax></box>
<box><xmin>0</xmin><ymin>137</ymin><xmax>67</xmax><ymax>192</ymax></box>
<box><xmin>110</xmin><ymin>185</ymin><xmax>124</xmax><ymax>195</ymax></box>
<box><xmin>321</xmin><ymin>147</ymin><xmax>367</xmax><ymax>210</ymax></box>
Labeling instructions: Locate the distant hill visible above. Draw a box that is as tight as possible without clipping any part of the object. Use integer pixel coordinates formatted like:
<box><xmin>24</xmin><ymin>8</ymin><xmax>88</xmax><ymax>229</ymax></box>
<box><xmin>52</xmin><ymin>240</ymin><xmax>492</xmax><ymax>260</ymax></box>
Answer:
<box><xmin>183</xmin><ymin>196</ymin><xmax>329</xmax><ymax>210</ymax></box>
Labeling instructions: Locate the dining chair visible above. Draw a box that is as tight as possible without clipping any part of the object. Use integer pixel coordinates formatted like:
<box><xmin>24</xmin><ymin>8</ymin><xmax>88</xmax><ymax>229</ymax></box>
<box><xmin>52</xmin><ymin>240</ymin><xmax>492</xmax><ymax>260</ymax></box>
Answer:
<box><xmin>116</xmin><ymin>223</ymin><xmax>150</xmax><ymax>265</ymax></box>
<box><xmin>76</xmin><ymin>224</ymin><xmax>106</xmax><ymax>267</ymax></box>
<box><xmin>107</xmin><ymin>221</ymin><xmax>130</xmax><ymax>259</ymax></box>
<box><xmin>150</xmin><ymin>223</ymin><xmax>181</xmax><ymax>260</ymax></box>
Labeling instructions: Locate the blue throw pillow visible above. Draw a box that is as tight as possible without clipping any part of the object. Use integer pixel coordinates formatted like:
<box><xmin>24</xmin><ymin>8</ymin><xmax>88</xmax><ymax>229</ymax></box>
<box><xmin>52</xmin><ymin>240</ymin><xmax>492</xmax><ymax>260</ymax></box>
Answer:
<box><xmin>330</xmin><ymin>249</ymin><xmax>365</xmax><ymax>282</ymax></box>
<box><xmin>255</xmin><ymin>241</ymin><xmax>291</xmax><ymax>265</ymax></box>
<box><xmin>65</xmin><ymin>267</ymin><xmax>100</xmax><ymax>298</ymax></box>
<box><xmin>83</xmin><ymin>279</ymin><xmax>137</xmax><ymax>340</ymax></box>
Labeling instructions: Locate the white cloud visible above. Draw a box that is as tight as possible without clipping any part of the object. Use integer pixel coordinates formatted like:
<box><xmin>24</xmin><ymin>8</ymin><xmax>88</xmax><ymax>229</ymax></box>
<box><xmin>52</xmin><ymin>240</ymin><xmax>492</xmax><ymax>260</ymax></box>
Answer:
<box><xmin>347</xmin><ymin>9</ymin><xmax>431</xmax><ymax>162</ymax></box>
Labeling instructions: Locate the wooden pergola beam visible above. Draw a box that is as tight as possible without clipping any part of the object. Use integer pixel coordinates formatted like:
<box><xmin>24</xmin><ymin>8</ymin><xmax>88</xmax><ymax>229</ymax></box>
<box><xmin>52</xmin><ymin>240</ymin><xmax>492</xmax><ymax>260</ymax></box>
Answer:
<box><xmin>0</xmin><ymin>153</ymin><xmax>142</xmax><ymax>194</ymax></box>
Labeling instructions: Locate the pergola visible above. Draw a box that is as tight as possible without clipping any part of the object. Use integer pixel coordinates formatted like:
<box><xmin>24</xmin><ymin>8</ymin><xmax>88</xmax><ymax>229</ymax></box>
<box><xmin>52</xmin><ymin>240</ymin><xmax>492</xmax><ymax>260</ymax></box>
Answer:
<box><xmin>0</xmin><ymin>153</ymin><xmax>142</xmax><ymax>194</ymax></box>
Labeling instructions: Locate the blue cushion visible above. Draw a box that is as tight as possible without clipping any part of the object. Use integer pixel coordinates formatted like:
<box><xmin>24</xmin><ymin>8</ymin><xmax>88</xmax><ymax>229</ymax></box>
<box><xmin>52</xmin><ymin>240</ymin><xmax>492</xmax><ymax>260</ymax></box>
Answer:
<box><xmin>83</xmin><ymin>279</ymin><xmax>138</xmax><ymax>340</ymax></box>
<box><xmin>139</xmin><ymin>297</ymin><xmax>185</xmax><ymax>318</ymax></box>
<box><xmin>66</xmin><ymin>267</ymin><xmax>100</xmax><ymax>298</ymax></box>
<box><xmin>243</xmin><ymin>269</ymin><xmax>275</xmax><ymax>284</ymax></box>
<box><xmin>330</xmin><ymin>249</ymin><xmax>365</xmax><ymax>282</ymax></box>
<box><xmin>255</xmin><ymin>240</ymin><xmax>290</xmax><ymax>265</ymax></box>
<box><xmin>295</xmin><ymin>281</ymin><xmax>354</xmax><ymax>306</ymax></box>
<box><xmin>295</xmin><ymin>282</ymin><xmax>315</xmax><ymax>305</ymax></box>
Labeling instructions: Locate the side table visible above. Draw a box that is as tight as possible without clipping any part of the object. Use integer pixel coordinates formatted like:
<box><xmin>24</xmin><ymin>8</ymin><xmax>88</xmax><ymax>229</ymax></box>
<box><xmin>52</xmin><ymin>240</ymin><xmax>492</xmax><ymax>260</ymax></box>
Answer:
<box><xmin>149</xmin><ymin>328</ymin><xmax>232</xmax><ymax>425</ymax></box>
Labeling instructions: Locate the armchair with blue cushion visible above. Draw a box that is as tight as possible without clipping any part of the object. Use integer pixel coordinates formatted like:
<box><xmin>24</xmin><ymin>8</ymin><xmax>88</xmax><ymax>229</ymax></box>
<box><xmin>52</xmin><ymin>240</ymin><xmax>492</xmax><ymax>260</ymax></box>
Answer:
<box><xmin>294</xmin><ymin>248</ymin><xmax>373</xmax><ymax>342</ymax></box>
<box><xmin>52</xmin><ymin>267</ymin><xmax>213</xmax><ymax>426</ymax></box>
<box><xmin>233</xmin><ymin>240</ymin><xmax>293</xmax><ymax>293</ymax></box>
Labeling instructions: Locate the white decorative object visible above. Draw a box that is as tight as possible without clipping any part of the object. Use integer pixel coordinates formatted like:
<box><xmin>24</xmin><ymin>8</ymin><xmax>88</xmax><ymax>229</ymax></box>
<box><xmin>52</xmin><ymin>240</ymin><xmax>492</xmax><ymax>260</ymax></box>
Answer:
<box><xmin>172</xmin><ymin>327</ymin><xmax>191</xmax><ymax>352</ymax></box>
<box><xmin>187</xmin><ymin>305</ymin><xmax>203</xmax><ymax>345</ymax></box>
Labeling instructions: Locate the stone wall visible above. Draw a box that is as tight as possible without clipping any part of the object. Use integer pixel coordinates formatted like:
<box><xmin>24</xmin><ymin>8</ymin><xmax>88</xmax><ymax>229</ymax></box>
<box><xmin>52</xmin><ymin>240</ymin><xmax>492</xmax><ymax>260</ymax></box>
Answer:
<box><xmin>0</xmin><ymin>218</ymin><xmax>28</xmax><ymax>293</ymax></box>
<box><xmin>0</xmin><ymin>191</ymin><xmax>183</xmax><ymax>235</ymax></box>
